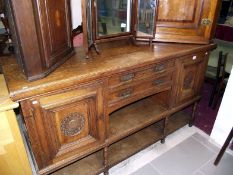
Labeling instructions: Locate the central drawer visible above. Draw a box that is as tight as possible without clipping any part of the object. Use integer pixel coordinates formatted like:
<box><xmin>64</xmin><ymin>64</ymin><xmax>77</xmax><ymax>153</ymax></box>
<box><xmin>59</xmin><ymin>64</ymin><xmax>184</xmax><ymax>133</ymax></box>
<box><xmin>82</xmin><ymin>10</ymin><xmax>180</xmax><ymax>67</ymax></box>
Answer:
<box><xmin>107</xmin><ymin>73</ymin><xmax>173</xmax><ymax>113</ymax></box>
<box><xmin>108</xmin><ymin>60</ymin><xmax>174</xmax><ymax>89</ymax></box>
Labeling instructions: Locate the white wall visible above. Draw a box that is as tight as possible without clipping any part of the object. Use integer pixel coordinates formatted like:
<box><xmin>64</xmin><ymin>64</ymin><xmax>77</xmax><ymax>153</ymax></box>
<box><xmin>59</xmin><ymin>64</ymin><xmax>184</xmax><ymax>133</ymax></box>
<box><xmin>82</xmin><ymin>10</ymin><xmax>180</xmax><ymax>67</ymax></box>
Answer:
<box><xmin>210</xmin><ymin>66</ymin><xmax>233</xmax><ymax>145</ymax></box>
<box><xmin>71</xmin><ymin>0</ymin><xmax>82</xmax><ymax>29</ymax></box>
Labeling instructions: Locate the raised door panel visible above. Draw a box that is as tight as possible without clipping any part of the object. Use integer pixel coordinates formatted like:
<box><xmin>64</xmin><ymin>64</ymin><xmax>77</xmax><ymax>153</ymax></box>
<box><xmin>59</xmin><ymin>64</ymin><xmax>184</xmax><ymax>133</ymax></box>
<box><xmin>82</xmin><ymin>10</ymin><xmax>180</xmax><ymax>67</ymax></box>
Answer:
<box><xmin>175</xmin><ymin>52</ymin><xmax>208</xmax><ymax>104</ymax></box>
<box><xmin>155</xmin><ymin>0</ymin><xmax>220</xmax><ymax>44</ymax></box>
<box><xmin>21</xmin><ymin>82</ymin><xmax>105</xmax><ymax>170</ymax></box>
<box><xmin>36</xmin><ymin>0</ymin><xmax>73</xmax><ymax>67</ymax></box>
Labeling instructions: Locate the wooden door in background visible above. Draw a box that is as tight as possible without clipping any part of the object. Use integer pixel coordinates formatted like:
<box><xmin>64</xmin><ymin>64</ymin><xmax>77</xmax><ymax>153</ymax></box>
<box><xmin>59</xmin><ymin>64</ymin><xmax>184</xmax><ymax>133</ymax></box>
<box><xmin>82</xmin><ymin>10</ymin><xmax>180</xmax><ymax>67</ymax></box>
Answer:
<box><xmin>155</xmin><ymin>0</ymin><xmax>220</xmax><ymax>44</ymax></box>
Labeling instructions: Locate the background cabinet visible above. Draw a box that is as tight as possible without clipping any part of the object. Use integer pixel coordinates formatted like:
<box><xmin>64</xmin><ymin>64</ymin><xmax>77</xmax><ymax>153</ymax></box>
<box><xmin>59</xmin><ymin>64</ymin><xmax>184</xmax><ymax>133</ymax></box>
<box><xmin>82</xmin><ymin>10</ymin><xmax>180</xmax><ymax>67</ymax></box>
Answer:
<box><xmin>155</xmin><ymin>0</ymin><xmax>220</xmax><ymax>44</ymax></box>
<box><xmin>8</xmin><ymin>0</ymin><xmax>74</xmax><ymax>81</ymax></box>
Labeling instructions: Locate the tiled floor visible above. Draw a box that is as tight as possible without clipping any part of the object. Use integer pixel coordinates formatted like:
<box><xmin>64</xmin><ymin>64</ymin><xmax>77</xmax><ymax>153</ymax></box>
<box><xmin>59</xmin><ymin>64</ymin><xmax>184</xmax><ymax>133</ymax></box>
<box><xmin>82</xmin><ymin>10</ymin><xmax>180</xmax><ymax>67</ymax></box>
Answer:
<box><xmin>109</xmin><ymin>126</ymin><xmax>233</xmax><ymax>175</ymax></box>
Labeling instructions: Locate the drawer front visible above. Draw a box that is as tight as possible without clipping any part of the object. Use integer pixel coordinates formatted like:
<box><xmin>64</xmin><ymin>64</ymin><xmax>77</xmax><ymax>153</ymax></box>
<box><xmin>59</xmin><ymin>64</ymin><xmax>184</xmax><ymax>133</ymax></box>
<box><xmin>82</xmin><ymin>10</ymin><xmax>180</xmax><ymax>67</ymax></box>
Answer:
<box><xmin>21</xmin><ymin>82</ymin><xmax>105</xmax><ymax>169</ymax></box>
<box><xmin>108</xmin><ymin>60</ymin><xmax>174</xmax><ymax>88</ymax></box>
<box><xmin>180</xmin><ymin>52</ymin><xmax>207</xmax><ymax>64</ymax></box>
<box><xmin>108</xmin><ymin>73</ymin><xmax>172</xmax><ymax>112</ymax></box>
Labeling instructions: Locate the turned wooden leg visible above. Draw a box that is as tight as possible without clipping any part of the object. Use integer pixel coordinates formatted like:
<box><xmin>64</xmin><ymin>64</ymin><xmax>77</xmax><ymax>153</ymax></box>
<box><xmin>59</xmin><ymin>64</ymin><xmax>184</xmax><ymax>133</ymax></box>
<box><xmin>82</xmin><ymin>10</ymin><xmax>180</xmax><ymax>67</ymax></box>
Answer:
<box><xmin>103</xmin><ymin>147</ymin><xmax>109</xmax><ymax>175</ymax></box>
<box><xmin>189</xmin><ymin>102</ymin><xmax>198</xmax><ymax>127</ymax></box>
<box><xmin>161</xmin><ymin>117</ymin><xmax>168</xmax><ymax>143</ymax></box>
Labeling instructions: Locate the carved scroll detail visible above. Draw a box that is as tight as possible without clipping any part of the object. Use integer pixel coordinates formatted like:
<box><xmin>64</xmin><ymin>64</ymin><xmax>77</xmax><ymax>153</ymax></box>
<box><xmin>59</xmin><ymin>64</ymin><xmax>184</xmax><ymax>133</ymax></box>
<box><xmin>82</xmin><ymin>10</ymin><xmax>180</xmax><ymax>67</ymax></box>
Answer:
<box><xmin>61</xmin><ymin>113</ymin><xmax>85</xmax><ymax>136</ymax></box>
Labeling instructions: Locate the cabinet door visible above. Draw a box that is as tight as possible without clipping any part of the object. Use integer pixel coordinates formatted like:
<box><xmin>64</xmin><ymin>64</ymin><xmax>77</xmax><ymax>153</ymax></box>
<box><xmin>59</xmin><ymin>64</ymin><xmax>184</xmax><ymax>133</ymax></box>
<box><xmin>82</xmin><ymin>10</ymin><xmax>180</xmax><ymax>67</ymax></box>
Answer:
<box><xmin>155</xmin><ymin>0</ymin><xmax>220</xmax><ymax>44</ymax></box>
<box><xmin>21</xmin><ymin>82</ymin><xmax>105</xmax><ymax>170</ymax></box>
<box><xmin>36</xmin><ymin>0</ymin><xmax>73</xmax><ymax>67</ymax></box>
<box><xmin>175</xmin><ymin>52</ymin><xmax>208</xmax><ymax>105</ymax></box>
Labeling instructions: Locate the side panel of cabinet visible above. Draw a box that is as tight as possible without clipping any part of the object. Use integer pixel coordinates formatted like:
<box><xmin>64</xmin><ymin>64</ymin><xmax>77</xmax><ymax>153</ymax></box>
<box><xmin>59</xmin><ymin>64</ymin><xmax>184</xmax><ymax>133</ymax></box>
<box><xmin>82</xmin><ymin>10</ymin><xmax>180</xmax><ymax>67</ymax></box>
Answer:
<box><xmin>20</xmin><ymin>82</ymin><xmax>105</xmax><ymax>170</ymax></box>
<box><xmin>155</xmin><ymin>0</ymin><xmax>220</xmax><ymax>44</ymax></box>
<box><xmin>175</xmin><ymin>52</ymin><xmax>209</xmax><ymax>105</ymax></box>
<box><xmin>8</xmin><ymin>0</ymin><xmax>44</xmax><ymax>77</ymax></box>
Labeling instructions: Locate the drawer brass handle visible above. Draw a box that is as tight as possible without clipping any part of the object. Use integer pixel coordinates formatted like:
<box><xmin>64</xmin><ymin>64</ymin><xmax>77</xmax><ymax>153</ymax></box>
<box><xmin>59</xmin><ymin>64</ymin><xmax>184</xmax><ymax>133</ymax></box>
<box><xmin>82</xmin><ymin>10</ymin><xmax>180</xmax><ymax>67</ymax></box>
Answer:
<box><xmin>153</xmin><ymin>79</ymin><xmax>164</xmax><ymax>85</ymax></box>
<box><xmin>120</xmin><ymin>73</ymin><xmax>135</xmax><ymax>82</ymax></box>
<box><xmin>201</xmin><ymin>18</ymin><xmax>212</xmax><ymax>26</ymax></box>
<box><xmin>154</xmin><ymin>64</ymin><xmax>165</xmax><ymax>72</ymax></box>
<box><xmin>118</xmin><ymin>89</ymin><xmax>133</xmax><ymax>98</ymax></box>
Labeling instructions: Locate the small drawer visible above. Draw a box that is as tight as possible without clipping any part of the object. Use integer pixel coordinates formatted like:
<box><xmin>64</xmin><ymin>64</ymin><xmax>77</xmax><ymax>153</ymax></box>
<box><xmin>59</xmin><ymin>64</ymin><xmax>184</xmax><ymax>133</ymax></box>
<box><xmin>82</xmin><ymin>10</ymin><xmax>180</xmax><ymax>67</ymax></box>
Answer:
<box><xmin>181</xmin><ymin>52</ymin><xmax>206</xmax><ymax>64</ymax></box>
<box><xmin>108</xmin><ymin>73</ymin><xmax>172</xmax><ymax>106</ymax></box>
<box><xmin>152</xmin><ymin>60</ymin><xmax>174</xmax><ymax>73</ymax></box>
<box><xmin>108</xmin><ymin>60</ymin><xmax>174</xmax><ymax>88</ymax></box>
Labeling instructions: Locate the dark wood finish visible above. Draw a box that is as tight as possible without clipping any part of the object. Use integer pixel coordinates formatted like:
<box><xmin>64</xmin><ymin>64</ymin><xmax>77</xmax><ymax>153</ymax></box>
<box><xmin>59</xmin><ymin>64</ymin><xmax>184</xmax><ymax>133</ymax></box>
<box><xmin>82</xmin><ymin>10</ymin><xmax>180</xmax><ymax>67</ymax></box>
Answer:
<box><xmin>155</xmin><ymin>0</ymin><xmax>221</xmax><ymax>44</ymax></box>
<box><xmin>8</xmin><ymin>0</ymin><xmax>74</xmax><ymax>81</ymax></box>
<box><xmin>1</xmin><ymin>41</ymin><xmax>216</xmax><ymax>174</ymax></box>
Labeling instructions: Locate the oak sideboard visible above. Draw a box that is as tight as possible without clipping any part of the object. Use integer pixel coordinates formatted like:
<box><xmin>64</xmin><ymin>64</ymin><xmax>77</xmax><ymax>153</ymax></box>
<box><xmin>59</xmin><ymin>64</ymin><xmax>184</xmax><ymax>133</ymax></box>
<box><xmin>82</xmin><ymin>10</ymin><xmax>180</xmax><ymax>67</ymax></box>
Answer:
<box><xmin>1</xmin><ymin>40</ymin><xmax>216</xmax><ymax>175</ymax></box>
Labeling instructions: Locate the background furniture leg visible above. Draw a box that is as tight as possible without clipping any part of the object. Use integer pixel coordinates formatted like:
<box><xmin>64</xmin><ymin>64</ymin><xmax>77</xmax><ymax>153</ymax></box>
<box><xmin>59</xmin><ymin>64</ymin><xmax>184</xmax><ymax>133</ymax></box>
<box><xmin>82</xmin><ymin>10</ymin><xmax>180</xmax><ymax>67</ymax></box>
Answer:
<box><xmin>214</xmin><ymin>127</ymin><xmax>233</xmax><ymax>166</ymax></box>
<box><xmin>189</xmin><ymin>102</ymin><xmax>197</xmax><ymax>127</ymax></box>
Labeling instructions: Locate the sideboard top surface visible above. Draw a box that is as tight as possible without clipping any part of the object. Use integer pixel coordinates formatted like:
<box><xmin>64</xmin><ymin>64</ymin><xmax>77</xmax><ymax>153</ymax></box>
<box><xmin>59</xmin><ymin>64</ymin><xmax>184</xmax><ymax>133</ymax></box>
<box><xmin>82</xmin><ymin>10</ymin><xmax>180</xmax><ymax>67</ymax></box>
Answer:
<box><xmin>1</xmin><ymin>41</ymin><xmax>216</xmax><ymax>101</ymax></box>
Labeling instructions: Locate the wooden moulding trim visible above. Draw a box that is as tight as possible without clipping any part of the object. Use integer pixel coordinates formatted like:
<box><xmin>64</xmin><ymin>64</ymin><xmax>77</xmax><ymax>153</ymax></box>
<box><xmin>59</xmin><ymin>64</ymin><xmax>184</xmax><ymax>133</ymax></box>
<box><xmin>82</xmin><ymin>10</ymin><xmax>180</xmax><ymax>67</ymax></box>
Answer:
<box><xmin>9</xmin><ymin>44</ymin><xmax>216</xmax><ymax>102</ymax></box>
<box><xmin>0</xmin><ymin>75</ymin><xmax>19</xmax><ymax>112</ymax></box>
<box><xmin>107</xmin><ymin>116</ymin><xmax>165</xmax><ymax>145</ymax></box>
<box><xmin>169</xmin><ymin>96</ymin><xmax>201</xmax><ymax>115</ymax></box>
<box><xmin>95</xmin><ymin>35</ymin><xmax>134</xmax><ymax>44</ymax></box>
<box><xmin>38</xmin><ymin>143</ymin><xmax>105</xmax><ymax>175</ymax></box>
<box><xmin>27</xmin><ymin>49</ymin><xmax>75</xmax><ymax>81</ymax></box>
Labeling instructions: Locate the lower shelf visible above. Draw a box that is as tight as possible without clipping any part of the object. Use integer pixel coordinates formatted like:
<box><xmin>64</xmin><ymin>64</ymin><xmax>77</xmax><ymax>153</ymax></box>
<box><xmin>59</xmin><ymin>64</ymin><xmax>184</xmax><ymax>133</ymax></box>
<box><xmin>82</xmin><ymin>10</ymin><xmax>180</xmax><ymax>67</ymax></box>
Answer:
<box><xmin>167</xmin><ymin>111</ymin><xmax>191</xmax><ymax>135</ymax></box>
<box><xmin>51</xmin><ymin>150</ymin><xmax>104</xmax><ymax>175</ymax></box>
<box><xmin>109</xmin><ymin>94</ymin><xmax>168</xmax><ymax>143</ymax></box>
<box><xmin>109</xmin><ymin>121</ymin><xmax>164</xmax><ymax>167</ymax></box>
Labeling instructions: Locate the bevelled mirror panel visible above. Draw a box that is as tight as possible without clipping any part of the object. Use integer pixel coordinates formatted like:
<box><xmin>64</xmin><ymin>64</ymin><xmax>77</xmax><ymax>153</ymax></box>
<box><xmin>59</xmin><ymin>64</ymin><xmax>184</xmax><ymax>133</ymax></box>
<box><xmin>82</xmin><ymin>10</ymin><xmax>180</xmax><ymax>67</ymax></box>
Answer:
<box><xmin>96</xmin><ymin>0</ymin><xmax>132</xmax><ymax>38</ymax></box>
<box><xmin>136</xmin><ymin>0</ymin><xmax>157</xmax><ymax>38</ymax></box>
<box><xmin>86</xmin><ymin>0</ymin><xmax>93</xmax><ymax>46</ymax></box>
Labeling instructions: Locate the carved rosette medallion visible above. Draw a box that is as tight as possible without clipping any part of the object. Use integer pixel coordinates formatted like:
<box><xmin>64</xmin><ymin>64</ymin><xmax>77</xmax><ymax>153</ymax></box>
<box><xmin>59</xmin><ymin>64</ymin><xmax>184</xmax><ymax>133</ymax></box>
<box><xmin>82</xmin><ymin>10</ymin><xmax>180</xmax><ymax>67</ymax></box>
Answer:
<box><xmin>61</xmin><ymin>113</ymin><xmax>85</xmax><ymax>136</ymax></box>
